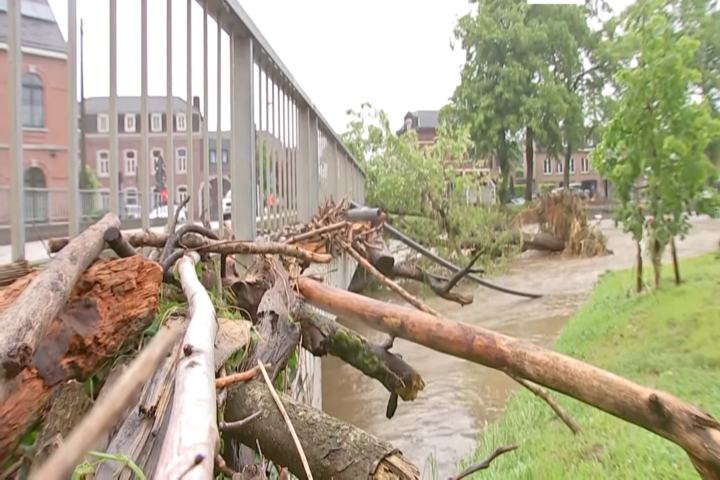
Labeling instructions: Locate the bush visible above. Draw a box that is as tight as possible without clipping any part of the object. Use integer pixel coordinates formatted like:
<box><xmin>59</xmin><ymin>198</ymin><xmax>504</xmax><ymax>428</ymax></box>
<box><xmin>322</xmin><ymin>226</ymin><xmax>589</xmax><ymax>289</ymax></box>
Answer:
<box><xmin>540</xmin><ymin>182</ymin><xmax>556</xmax><ymax>194</ymax></box>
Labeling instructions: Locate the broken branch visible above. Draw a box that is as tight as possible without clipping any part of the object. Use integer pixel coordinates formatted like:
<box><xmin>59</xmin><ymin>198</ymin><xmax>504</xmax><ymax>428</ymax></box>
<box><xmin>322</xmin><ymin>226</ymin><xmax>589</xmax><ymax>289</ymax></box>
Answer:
<box><xmin>449</xmin><ymin>444</ymin><xmax>518</xmax><ymax>480</ymax></box>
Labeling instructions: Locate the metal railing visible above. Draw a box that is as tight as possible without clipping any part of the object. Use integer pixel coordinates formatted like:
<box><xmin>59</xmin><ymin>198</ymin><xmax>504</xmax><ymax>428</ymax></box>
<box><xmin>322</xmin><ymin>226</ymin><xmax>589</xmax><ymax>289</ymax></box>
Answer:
<box><xmin>3</xmin><ymin>0</ymin><xmax>366</xmax><ymax>261</ymax></box>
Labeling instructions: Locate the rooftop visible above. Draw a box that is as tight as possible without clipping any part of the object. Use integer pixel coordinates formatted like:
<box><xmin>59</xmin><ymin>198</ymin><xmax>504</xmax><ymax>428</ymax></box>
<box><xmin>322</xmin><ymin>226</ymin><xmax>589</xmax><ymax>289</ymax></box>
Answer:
<box><xmin>0</xmin><ymin>0</ymin><xmax>66</xmax><ymax>54</ymax></box>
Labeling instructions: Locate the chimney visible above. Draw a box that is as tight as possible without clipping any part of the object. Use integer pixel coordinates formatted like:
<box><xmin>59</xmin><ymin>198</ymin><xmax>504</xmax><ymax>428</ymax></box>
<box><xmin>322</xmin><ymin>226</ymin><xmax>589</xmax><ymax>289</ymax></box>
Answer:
<box><xmin>192</xmin><ymin>96</ymin><xmax>200</xmax><ymax>109</ymax></box>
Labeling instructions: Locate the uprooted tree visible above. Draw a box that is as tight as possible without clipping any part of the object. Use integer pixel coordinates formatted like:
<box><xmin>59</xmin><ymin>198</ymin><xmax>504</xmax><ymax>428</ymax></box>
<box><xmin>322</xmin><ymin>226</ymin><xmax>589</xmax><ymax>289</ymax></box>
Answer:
<box><xmin>2</xmin><ymin>197</ymin><xmax>720</xmax><ymax>479</ymax></box>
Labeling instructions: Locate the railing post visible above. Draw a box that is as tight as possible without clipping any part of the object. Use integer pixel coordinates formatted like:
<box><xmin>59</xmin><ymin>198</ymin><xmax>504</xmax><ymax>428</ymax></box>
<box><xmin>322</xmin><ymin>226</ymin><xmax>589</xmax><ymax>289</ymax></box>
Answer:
<box><xmin>8</xmin><ymin>0</ymin><xmax>24</xmax><ymax>260</ymax></box>
<box><xmin>67</xmin><ymin>0</ymin><xmax>79</xmax><ymax>237</ymax></box>
<box><xmin>230</xmin><ymin>34</ymin><xmax>256</xmax><ymax>252</ymax></box>
<box><xmin>108</xmin><ymin>0</ymin><xmax>119</xmax><ymax>216</ymax></box>
<box><xmin>297</xmin><ymin>107</ymin><xmax>319</xmax><ymax>222</ymax></box>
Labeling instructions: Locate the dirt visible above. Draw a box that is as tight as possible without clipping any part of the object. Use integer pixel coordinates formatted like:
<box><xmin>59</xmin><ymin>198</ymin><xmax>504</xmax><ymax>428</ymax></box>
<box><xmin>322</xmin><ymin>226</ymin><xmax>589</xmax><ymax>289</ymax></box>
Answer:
<box><xmin>321</xmin><ymin>215</ymin><xmax>720</xmax><ymax>478</ymax></box>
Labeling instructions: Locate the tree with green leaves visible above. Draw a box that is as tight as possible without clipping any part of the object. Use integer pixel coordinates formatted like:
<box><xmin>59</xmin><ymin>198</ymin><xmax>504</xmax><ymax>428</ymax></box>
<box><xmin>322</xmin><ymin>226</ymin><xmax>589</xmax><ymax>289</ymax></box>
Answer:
<box><xmin>592</xmin><ymin>0</ymin><xmax>720</xmax><ymax>291</ymax></box>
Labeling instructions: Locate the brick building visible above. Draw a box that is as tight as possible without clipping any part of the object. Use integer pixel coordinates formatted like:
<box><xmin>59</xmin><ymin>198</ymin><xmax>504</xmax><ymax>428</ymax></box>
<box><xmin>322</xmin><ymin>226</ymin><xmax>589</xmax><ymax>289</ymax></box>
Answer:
<box><xmin>81</xmin><ymin>96</ymin><xmax>204</xmax><ymax>217</ymax></box>
<box><xmin>530</xmin><ymin>140</ymin><xmax>612</xmax><ymax>198</ymax></box>
<box><xmin>0</xmin><ymin>0</ymin><xmax>69</xmax><ymax>224</ymax></box>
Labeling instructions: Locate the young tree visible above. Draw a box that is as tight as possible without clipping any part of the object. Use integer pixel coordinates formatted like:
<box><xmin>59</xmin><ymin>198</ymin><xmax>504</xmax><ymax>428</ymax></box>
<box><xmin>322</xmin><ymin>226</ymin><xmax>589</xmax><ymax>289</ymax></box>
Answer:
<box><xmin>592</xmin><ymin>0</ymin><xmax>720</xmax><ymax>290</ymax></box>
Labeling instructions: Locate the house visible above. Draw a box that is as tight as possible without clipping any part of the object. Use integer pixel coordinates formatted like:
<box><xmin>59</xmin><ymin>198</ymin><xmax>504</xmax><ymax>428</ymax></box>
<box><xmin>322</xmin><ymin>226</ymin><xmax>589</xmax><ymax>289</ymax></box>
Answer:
<box><xmin>530</xmin><ymin>139</ymin><xmax>612</xmax><ymax>198</ymax></box>
<box><xmin>81</xmin><ymin>95</ymin><xmax>204</xmax><ymax>216</ymax></box>
<box><xmin>0</xmin><ymin>0</ymin><xmax>69</xmax><ymax>224</ymax></box>
<box><xmin>203</xmin><ymin>129</ymin><xmax>286</xmax><ymax>218</ymax></box>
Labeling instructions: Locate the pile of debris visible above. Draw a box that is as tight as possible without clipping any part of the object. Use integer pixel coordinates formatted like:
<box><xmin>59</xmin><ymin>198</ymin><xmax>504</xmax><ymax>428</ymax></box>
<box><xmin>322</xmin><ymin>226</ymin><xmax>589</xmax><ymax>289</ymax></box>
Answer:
<box><xmin>0</xmin><ymin>197</ymin><xmax>718</xmax><ymax>480</ymax></box>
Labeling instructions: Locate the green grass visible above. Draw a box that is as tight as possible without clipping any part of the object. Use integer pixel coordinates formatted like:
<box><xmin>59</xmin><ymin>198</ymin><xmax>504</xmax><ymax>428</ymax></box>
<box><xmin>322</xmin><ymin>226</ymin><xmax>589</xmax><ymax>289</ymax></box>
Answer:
<box><xmin>459</xmin><ymin>252</ymin><xmax>720</xmax><ymax>479</ymax></box>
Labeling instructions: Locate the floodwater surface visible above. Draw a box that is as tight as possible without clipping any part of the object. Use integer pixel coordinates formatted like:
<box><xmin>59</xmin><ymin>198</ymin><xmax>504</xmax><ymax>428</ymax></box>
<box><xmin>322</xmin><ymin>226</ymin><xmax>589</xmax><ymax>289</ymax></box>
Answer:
<box><xmin>321</xmin><ymin>216</ymin><xmax>720</xmax><ymax>478</ymax></box>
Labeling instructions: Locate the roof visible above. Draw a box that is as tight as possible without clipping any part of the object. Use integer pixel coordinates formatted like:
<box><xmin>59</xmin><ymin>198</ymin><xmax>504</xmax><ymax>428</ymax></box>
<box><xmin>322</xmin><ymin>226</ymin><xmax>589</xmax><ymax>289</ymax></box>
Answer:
<box><xmin>84</xmin><ymin>96</ymin><xmax>202</xmax><ymax>115</ymax></box>
<box><xmin>0</xmin><ymin>0</ymin><xmax>67</xmax><ymax>54</ymax></box>
<box><xmin>396</xmin><ymin>110</ymin><xmax>440</xmax><ymax>136</ymax></box>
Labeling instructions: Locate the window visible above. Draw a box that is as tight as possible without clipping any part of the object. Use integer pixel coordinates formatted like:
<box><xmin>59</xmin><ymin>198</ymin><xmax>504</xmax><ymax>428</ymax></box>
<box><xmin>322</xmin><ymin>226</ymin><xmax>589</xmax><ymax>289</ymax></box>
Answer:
<box><xmin>152</xmin><ymin>149</ymin><xmax>163</xmax><ymax>172</ymax></box>
<box><xmin>176</xmin><ymin>114</ymin><xmax>187</xmax><ymax>132</ymax></box>
<box><xmin>556</xmin><ymin>159</ymin><xmax>563</xmax><ymax>174</ymax></box>
<box><xmin>569</xmin><ymin>158</ymin><xmax>575</xmax><ymax>174</ymax></box>
<box><xmin>151</xmin><ymin>113</ymin><xmax>162</xmax><ymax>132</ymax></box>
<box><xmin>210</xmin><ymin>149</ymin><xmax>217</xmax><ymax>164</ymax></box>
<box><xmin>581</xmin><ymin>157</ymin><xmax>590</xmax><ymax>173</ymax></box>
<box><xmin>124</xmin><ymin>188</ymin><xmax>138</xmax><ymax>205</ymax></box>
<box><xmin>543</xmin><ymin>159</ymin><xmax>552</xmax><ymax>174</ymax></box>
<box><xmin>176</xmin><ymin>148</ymin><xmax>187</xmax><ymax>174</ymax></box>
<box><xmin>124</xmin><ymin>150</ymin><xmax>137</xmax><ymax>176</ymax></box>
<box><xmin>22</xmin><ymin>73</ymin><xmax>44</xmax><ymax>128</ymax></box>
<box><xmin>124</xmin><ymin>114</ymin><xmax>136</xmax><ymax>133</ymax></box>
<box><xmin>177</xmin><ymin>185</ymin><xmax>189</xmax><ymax>203</ymax></box>
<box><xmin>99</xmin><ymin>189</ymin><xmax>111</xmax><ymax>211</ymax></box>
<box><xmin>222</xmin><ymin>149</ymin><xmax>228</xmax><ymax>164</ymax></box>
<box><xmin>97</xmin><ymin>150</ymin><xmax>109</xmax><ymax>177</ymax></box>
<box><xmin>97</xmin><ymin>114</ymin><xmax>109</xmax><ymax>133</ymax></box>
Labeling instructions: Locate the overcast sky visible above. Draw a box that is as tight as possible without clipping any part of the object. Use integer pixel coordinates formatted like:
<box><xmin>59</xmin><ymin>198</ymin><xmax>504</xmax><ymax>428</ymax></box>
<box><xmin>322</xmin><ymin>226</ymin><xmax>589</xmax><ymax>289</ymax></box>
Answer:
<box><xmin>47</xmin><ymin>0</ymin><xmax>472</xmax><ymax>135</ymax></box>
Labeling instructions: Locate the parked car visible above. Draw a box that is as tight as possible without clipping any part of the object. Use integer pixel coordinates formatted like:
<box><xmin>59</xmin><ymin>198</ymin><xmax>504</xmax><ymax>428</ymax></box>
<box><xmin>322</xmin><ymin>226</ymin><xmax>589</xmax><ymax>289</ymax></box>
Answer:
<box><xmin>149</xmin><ymin>203</ymin><xmax>187</xmax><ymax>222</ymax></box>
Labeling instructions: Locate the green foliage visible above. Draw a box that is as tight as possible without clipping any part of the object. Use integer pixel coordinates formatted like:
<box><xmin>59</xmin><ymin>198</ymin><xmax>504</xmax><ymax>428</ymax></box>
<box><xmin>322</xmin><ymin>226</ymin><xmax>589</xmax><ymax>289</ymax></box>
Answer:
<box><xmin>513</xmin><ymin>184</ymin><xmax>526</xmax><ymax>199</ymax></box>
<box><xmin>460</xmin><ymin>253</ymin><xmax>720</xmax><ymax>479</ymax></box>
<box><xmin>592</xmin><ymin>0</ymin><xmax>720</xmax><ymax>247</ymax></box>
<box><xmin>539</xmin><ymin>182</ymin><xmax>556</xmax><ymax>194</ymax></box>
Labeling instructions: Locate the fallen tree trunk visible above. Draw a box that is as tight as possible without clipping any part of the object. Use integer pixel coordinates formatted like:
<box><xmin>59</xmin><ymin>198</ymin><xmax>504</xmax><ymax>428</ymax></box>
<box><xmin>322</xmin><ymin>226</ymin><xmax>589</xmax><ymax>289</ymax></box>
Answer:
<box><xmin>298</xmin><ymin>278</ymin><xmax>720</xmax><ymax>479</ymax></box>
<box><xmin>0</xmin><ymin>213</ymin><xmax>121</xmax><ymax>381</ymax></box>
<box><xmin>298</xmin><ymin>307</ymin><xmax>424</xmax><ymax>402</ymax></box>
<box><xmin>49</xmin><ymin>231</ymin><xmax>332</xmax><ymax>264</ymax></box>
<box><xmin>0</xmin><ymin>255</ymin><xmax>163</xmax><ymax>464</ymax></box>
<box><xmin>363</xmin><ymin>233</ymin><xmax>395</xmax><ymax>276</ymax></box>
<box><xmin>461</xmin><ymin>229</ymin><xmax>566</xmax><ymax>254</ymax></box>
<box><xmin>224</xmin><ymin>381</ymin><xmax>420</xmax><ymax>480</ymax></box>
<box><xmin>156</xmin><ymin>252</ymin><xmax>219</xmax><ymax>480</ymax></box>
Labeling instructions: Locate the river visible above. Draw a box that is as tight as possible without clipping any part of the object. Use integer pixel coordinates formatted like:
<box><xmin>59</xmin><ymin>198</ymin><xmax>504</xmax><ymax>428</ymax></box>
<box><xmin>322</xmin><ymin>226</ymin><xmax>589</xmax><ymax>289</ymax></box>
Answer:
<box><xmin>321</xmin><ymin>216</ymin><xmax>720</xmax><ymax>478</ymax></box>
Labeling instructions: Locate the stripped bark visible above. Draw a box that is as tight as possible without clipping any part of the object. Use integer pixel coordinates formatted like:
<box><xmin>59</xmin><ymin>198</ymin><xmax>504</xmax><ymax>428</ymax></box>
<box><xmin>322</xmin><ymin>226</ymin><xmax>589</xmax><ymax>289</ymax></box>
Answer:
<box><xmin>30</xmin><ymin>324</ymin><xmax>183</xmax><ymax>480</ymax></box>
<box><xmin>298</xmin><ymin>278</ymin><xmax>720</xmax><ymax>479</ymax></box>
<box><xmin>0</xmin><ymin>255</ymin><xmax>163</xmax><ymax>465</ymax></box>
<box><xmin>50</xmin><ymin>231</ymin><xmax>332</xmax><ymax>264</ymax></box>
<box><xmin>224</xmin><ymin>381</ymin><xmax>420</xmax><ymax>480</ymax></box>
<box><xmin>0</xmin><ymin>213</ymin><xmax>121</xmax><ymax>381</ymax></box>
<box><xmin>156</xmin><ymin>252</ymin><xmax>220</xmax><ymax>480</ymax></box>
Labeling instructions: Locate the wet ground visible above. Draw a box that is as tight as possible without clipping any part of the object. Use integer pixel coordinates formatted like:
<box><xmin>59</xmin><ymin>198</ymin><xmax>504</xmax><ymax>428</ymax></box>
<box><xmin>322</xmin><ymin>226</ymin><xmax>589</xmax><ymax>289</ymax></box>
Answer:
<box><xmin>321</xmin><ymin>216</ymin><xmax>720</xmax><ymax>478</ymax></box>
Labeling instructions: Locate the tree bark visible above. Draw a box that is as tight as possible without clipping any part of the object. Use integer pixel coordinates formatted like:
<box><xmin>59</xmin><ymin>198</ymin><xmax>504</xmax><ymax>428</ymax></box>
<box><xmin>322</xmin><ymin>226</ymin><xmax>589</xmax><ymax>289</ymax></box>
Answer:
<box><xmin>671</xmin><ymin>237</ymin><xmax>681</xmax><ymax>285</ymax></box>
<box><xmin>461</xmin><ymin>229</ymin><xmax>566</xmax><ymax>254</ymax></box>
<box><xmin>49</xmin><ymin>231</ymin><xmax>332</xmax><ymax>264</ymax></box>
<box><xmin>364</xmin><ymin>234</ymin><xmax>396</xmax><ymax>277</ymax></box>
<box><xmin>224</xmin><ymin>257</ymin><xmax>302</xmax><ymax>471</ymax></box>
<box><xmin>103</xmin><ymin>227</ymin><xmax>139</xmax><ymax>258</ymax></box>
<box><xmin>298</xmin><ymin>278</ymin><xmax>720</xmax><ymax>479</ymax></box>
<box><xmin>156</xmin><ymin>252</ymin><xmax>219</xmax><ymax>480</ymax></box>
<box><xmin>224</xmin><ymin>381</ymin><xmax>420</xmax><ymax>480</ymax></box>
<box><xmin>525</xmin><ymin>127</ymin><xmax>534</xmax><ymax>201</ymax></box>
<box><xmin>0</xmin><ymin>213</ymin><xmax>121</xmax><ymax>380</ymax></box>
<box><xmin>298</xmin><ymin>307</ymin><xmax>424</xmax><ymax>401</ymax></box>
<box><xmin>636</xmin><ymin>240</ymin><xmax>643</xmax><ymax>293</ymax></box>
<box><xmin>0</xmin><ymin>255</ymin><xmax>162</xmax><ymax>465</ymax></box>
<box><xmin>0</xmin><ymin>259</ymin><xmax>32</xmax><ymax>287</ymax></box>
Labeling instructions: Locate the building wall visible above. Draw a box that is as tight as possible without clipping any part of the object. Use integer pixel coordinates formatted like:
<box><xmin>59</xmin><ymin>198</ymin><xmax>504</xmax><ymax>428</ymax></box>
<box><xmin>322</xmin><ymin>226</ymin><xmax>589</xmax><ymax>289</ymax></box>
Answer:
<box><xmin>532</xmin><ymin>149</ymin><xmax>610</xmax><ymax>197</ymax></box>
<box><xmin>0</xmin><ymin>50</ymin><xmax>68</xmax><ymax>188</ymax></box>
<box><xmin>83</xmin><ymin>134</ymin><xmax>204</xmax><ymax>216</ymax></box>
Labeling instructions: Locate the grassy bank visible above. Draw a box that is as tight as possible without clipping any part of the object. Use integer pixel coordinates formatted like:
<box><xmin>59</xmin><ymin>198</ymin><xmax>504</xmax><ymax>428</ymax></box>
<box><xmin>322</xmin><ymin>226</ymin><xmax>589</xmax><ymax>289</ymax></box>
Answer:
<box><xmin>460</xmin><ymin>252</ymin><xmax>720</xmax><ymax>479</ymax></box>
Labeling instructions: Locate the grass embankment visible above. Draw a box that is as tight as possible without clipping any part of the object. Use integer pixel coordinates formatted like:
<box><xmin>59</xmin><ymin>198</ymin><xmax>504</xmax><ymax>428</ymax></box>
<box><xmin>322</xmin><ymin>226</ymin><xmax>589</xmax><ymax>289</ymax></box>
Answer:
<box><xmin>460</xmin><ymin>252</ymin><xmax>720</xmax><ymax>479</ymax></box>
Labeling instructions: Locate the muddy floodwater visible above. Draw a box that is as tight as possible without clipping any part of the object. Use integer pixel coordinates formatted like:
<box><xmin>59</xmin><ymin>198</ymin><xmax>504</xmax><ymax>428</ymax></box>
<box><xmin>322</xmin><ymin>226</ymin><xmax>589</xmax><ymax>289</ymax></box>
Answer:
<box><xmin>321</xmin><ymin>216</ymin><xmax>720</xmax><ymax>477</ymax></box>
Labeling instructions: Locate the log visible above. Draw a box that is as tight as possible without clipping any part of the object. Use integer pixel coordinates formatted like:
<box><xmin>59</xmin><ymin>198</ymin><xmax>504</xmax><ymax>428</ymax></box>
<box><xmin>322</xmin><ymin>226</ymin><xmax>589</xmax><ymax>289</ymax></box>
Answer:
<box><xmin>0</xmin><ymin>259</ymin><xmax>32</xmax><ymax>287</ymax></box>
<box><xmin>387</xmin><ymin>262</ymin><xmax>473</xmax><ymax>306</ymax></box>
<box><xmin>298</xmin><ymin>307</ymin><xmax>424</xmax><ymax>402</ymax></box>
<box><xmin>0</xmin><ymin>255</ymin><xmax>163</xmax><ymax>464</ymax></box>
<box><xmin>30</xmin><ymin>323</ymin><xmax>183</xmax><ymax>480</ymax></box>
<box><xmin>0</xmin><ymin>213</ymin><xmax>121</xmax><ymax>380</ymax></box>
<box><xmin>103</xmin><ymin>227</ymin><xmax>138</xmax><ymax>258</ymax></box>
<box><xmin>156</xmin><ymin>252</ymin><xmax>219</xmax><ymax>480</ymax></box>
<box><xmin>461</xmin><ymin>229</ymin><xmax>566</xmax><ymax>254</ymax></box>
<box><xmin>50</xmin><ymin>231</ymin><xmax>333</xmax><ymax>264</ymax></box>
<box><xmin>298</xmin><ymin>278</ymin><xmax>720</xmax><ymax>479</ymax></box>
<box><xmin>224</xmin><ymin>381</ymin><xmax>420</xmax><ymax>480</ymax></box>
